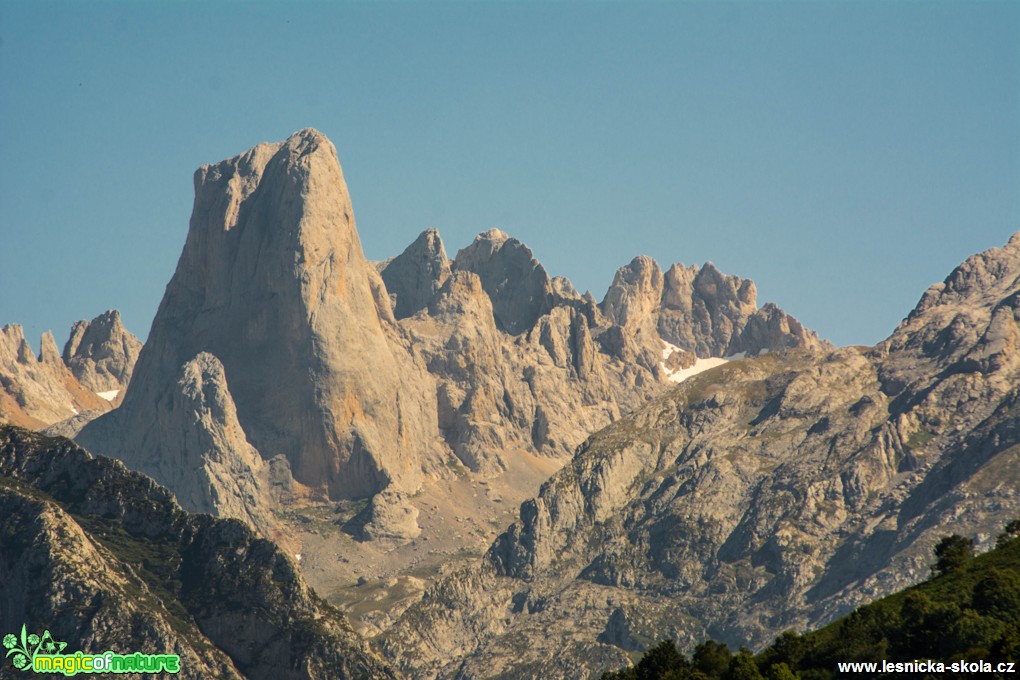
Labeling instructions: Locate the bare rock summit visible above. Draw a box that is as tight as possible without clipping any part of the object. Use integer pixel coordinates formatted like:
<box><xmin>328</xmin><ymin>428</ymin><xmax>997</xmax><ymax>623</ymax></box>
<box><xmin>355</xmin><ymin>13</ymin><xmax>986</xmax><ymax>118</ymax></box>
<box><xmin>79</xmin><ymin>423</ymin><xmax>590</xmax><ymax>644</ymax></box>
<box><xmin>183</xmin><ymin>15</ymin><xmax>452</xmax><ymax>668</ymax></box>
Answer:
<box><xmin>380</xmin><ymin>228</ymin><xmax>452</xmax><ymax>319</ymax></box>
<box><xmin>79</xmin><ymin>129</ymin><xmax>433</xmax><ymax>512</ymax></box>
<box><xmin>0</xmin><ymin>325</ymin><xmax>109</xmax><ymax>428</ymax></box>
<box><xmin>452</xmin><ymin>228</ymin><xmax>555</xmax><ymax>334</ymax></box>
<box><xmin>62</xmin><ymin>309</ymin><xmax>141</xmax><ymax>402</ymax></box>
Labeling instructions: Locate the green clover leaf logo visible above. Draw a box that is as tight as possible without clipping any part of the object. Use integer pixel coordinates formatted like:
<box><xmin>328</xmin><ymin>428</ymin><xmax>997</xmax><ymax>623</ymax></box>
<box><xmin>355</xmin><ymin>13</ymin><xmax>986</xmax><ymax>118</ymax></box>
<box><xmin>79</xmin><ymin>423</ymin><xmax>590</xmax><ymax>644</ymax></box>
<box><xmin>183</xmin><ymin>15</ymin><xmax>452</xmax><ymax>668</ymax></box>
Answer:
<box><xmin>4</xmin><ymin>625</ymin><xmax>68</xmax><ymax>672</ymax></box>
<box><xmin>36</xmin><ymin>631</ymin><xmax>65</xmax><ymax>655</ymax></box>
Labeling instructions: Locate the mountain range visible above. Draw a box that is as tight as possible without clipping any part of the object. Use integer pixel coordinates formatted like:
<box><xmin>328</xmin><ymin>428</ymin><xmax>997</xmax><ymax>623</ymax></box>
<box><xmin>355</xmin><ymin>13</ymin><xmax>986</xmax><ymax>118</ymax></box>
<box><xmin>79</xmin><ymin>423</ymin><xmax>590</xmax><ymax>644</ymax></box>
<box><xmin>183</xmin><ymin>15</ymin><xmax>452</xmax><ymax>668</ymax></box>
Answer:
<box><xmin>1</xmin><ymin>129</ymin><xmax>1016</xmax><ymax>679</ymax></box>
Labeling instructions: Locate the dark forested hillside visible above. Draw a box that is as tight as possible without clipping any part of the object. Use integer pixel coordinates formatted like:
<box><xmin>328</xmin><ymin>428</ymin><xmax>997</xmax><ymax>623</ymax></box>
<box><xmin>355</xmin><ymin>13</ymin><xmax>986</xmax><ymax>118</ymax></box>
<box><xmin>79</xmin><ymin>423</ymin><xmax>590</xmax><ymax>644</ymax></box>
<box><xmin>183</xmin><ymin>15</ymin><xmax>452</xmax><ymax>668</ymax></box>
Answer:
<box><xmin>602</xmin><ymin>522</ymin><xmax>1020</xmax><ymax>680</ymax></box>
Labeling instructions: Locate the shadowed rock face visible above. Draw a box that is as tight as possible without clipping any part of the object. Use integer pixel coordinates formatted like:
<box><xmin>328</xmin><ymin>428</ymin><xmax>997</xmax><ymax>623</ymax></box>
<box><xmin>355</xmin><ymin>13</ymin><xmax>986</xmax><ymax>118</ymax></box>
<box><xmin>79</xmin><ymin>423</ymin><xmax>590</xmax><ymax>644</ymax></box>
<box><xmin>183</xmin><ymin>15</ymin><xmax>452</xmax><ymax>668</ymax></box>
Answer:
<box><xmin>79</xmin><ymin>129</ymin><xmax>431</xmax><ymax>502</ymax></box>
<box><xmin>381</xmin><ymin>228</ymin><xmax>451</xmax><ymax>319</ymax></box>
<box><xmin>453</xmin><ymin>229</ymin><xmax>555</xmax><ymax>335</ymax></box>
<box><xmin>381</xmin><ymin>232</ymin><xmax>1020</xmax><ymax>679</ymax></box>
<box><xmin>0</xmin><ymin>425</ymin><xmax>397</xmax><ymax>680</ymax></box>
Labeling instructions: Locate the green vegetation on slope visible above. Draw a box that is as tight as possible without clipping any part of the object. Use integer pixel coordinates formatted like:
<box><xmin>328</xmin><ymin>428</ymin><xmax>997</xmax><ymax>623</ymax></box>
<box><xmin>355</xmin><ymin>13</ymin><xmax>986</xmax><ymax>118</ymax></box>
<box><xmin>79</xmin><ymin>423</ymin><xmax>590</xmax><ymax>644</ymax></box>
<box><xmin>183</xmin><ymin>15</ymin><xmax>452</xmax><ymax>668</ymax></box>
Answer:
<box><xmin>602</xmin><ymin>521</ymin><xmax>1020</xmax><ymax>679</ymax></box>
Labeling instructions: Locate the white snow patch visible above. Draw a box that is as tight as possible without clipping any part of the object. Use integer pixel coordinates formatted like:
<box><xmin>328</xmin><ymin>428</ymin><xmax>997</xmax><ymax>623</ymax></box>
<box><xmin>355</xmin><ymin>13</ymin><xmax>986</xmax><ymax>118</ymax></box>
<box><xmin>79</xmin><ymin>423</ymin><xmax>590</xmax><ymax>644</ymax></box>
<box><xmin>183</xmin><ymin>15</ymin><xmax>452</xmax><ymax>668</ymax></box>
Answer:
<box><xmin>660</xmin><ymin>340</ymin><xmax>746</xmax><ymax>383</ymax></box>
<box><xmin>97</xmin><ymin>389</ymin><xmax>119</xmax><ymax>402</ymax></box>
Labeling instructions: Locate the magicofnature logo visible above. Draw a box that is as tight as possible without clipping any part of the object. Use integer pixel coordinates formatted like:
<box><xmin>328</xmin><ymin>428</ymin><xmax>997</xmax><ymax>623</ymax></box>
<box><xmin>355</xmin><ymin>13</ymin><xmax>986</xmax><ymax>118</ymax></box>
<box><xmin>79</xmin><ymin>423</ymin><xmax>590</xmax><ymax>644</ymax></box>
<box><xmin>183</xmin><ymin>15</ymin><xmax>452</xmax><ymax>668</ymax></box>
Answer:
<box><xmin>3</xmin><ymin>625</ymin><xmax>65</xmax><ymax>671</ymax></box>
<box><xmin>3</xmin><ymin>625</ymin><xmax>180</xmax><ymax>675</ymax></box>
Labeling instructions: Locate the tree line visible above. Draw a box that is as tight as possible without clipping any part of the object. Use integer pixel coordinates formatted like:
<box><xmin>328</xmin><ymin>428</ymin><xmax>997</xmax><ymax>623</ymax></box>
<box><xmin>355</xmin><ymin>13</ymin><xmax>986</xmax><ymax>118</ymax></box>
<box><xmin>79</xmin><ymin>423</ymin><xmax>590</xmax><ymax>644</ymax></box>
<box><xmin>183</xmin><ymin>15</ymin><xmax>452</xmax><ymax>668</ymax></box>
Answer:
<box><xmin>601</xmin><ymin>520</ymin><xmax>1020</xmax><ymax>680</ymax></box>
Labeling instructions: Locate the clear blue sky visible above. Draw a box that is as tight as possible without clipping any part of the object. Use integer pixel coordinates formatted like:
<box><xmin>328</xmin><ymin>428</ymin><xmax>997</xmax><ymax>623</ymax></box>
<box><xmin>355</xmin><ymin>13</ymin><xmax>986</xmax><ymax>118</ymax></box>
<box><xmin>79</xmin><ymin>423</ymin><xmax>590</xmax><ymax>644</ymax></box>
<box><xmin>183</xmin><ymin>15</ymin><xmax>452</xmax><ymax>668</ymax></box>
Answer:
<box><xmin>1</xmin><ymin>1</ymin><xmax>1018</xmax><ymax>349</ymax></box>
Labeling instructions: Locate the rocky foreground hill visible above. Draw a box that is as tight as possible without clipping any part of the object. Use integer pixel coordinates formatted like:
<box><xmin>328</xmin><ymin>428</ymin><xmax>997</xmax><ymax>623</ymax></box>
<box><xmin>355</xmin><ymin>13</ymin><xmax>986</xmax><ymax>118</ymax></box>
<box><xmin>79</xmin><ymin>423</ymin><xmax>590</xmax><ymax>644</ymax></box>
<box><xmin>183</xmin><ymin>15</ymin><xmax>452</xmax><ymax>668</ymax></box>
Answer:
<box><xmin>0</xmin><ymin>425</ymin><xmax>395</xmax><ymax>679</ymax></box>
<box><xmin>378</xmin><ymin>233</ymin><xmax>1020</xmax><ymax>678</ymax></box>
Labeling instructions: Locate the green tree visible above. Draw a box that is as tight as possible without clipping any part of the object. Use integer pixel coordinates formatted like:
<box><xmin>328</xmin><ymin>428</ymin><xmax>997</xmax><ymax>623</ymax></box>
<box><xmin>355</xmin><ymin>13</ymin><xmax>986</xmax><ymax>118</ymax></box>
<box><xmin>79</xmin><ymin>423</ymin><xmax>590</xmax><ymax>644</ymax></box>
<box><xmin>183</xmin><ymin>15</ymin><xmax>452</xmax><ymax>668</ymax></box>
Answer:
<box><xmin>765</xmin><ymin>663</ymin><xmax>797</xmax><ymax>680</ymax></box>
<box><xmin>759</xmin><ymin>630</ymin><xmax>805</xmax><ymax>670</ymax></box>
<box><xmin>894</xmin><ymin>591</ymin><xmax>951</xmax><ymax>658</ymax></box>
<box><xmin>637</xmin><ymin>640</ymin><xmax>687</xmax><ymax>680</ymax></box>
<box><xmin>972</xmin><ymin>568</ymin><xmax>1020</xmax><ymax>623</ymax></box>
<box><xmin>692</xmin><ymin>640</ymin><xmax>732</xmax><ymax>677</ymax></box>
<box><xmin>723</xmin><ymin>649</ymin><xmax>764</xmax><ymax>680</ymax></box>
<box><xmin>991</xmin><ymin>624</ymin><xmax>1020</xmax><ymax>664</ymax></box>
<box><xmin>996</xmin><ymin>519</ymin><xmax>1020</xmax><ymax>549</ymax></box>
<box><xmin>944</xmin><ymin>609</ymin><xmax>1005</xmax><ymax>657</ymax></box>
<box><xmin>932</xmin><ymin>534</ymin><xmax>974</xmax><ymax>577</ymax></box>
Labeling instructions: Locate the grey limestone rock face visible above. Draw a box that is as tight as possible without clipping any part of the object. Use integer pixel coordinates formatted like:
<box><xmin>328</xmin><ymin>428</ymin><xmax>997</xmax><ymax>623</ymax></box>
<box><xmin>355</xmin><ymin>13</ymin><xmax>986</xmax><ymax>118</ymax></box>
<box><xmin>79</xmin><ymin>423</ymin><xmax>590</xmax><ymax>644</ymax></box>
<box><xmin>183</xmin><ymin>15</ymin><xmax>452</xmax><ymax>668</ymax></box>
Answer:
<box><xmin>0</xmin><ymin>325</ymin><xmax>110</xmax><ymax>428</ymax></box>
<box><xmin>598</xmin><ymin>257</ymin><xmax>826</xmax><ymax>371</ymax></box>
<box><xmin>728</xmin><ymin>301</ymin><xmax>826</xmax><ymax>355</ymax></box>
<box><xmin>658</xmin><ymin>261</ymin><xmax>757</xmax><ymax>356</ymax></box>
<box><xmin>382</xmin><ymin>231</ymin><xmax>1020</xmax><ymax>679</ymax></box>
<box><xmin>139</xmin><ymin>352</ymin><xmax>275</xmax><ymax>533</ymax></box>
<box><xmin>79</xmin><ymin>129</ymin><xmax>430</xmax><ymax>504</ymax></box>
<box><xmin>380</xmin><ymin>227</ymin><xmax>452</xmax><ymax>319</ymax></box>
<box><xmin>601</xmin><ymin>255</ymin><xmax>664</xmax><ymax>330</ymax></box>
<box><xmin>62</xmin><ymin>309</ymin><xmax>141</xmax><ymax>398</ymax></box>
<box><xmin>452</xmin><ymin>228</ymin><xmax>555</xmax><ymax>335</ymax></box>
<box><xmin>397</xmin><ymin>266</ymin><xmax>622</xmax><ymax>474</ymax></box>
<box><xmin>60</xmin><ymin>129</ymin><xmax>830</xmax><ymax>551</ymax></box>
<box><xmin>598</xmin><ymin>256</ymin><xmax>666</xmax><ymax>372</ymax></box>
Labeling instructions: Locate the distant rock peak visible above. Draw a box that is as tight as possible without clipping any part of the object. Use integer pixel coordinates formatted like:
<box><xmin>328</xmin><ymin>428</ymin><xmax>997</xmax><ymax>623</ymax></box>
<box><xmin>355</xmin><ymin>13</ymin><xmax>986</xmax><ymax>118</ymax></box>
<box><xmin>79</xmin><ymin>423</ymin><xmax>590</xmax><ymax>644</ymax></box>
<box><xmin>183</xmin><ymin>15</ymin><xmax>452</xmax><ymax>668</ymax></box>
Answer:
<box><xmin>600</xmin><ymin>255</ymin><xmax>664</xmax><ymax>328</ymax></box>
<box><xmin>381</xmin><ymin>228</ymin><xmax>452</xmax><ymax>319</ymax></box>
<box><xmin>453</xmin><ymin>229</ymin><xmax>554</xmax><ymax>334</ymax></box>
<box><xmin>594</xmin><ymin>254</ymin><xmax>824</xmax><ymax>361</ymax></box>
<box><xmin>62</xmin><ymin>310</ymin><xmax>141</xmax><ymax>395</ymax></box>
<box><xmin>1</xmin><ymin>321</ymin><xmax>122</xmax><ymax>428</ymax></box>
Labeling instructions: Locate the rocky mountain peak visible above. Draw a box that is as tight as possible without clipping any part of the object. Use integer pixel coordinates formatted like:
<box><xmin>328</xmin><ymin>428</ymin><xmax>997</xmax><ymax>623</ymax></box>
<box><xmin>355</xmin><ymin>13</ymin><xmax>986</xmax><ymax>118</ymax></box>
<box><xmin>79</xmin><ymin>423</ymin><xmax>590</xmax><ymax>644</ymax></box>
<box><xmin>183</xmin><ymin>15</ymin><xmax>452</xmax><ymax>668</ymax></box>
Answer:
<box><xmin>426</xmin><ymin>269</ymin><xmax>494</xmax><ymax>323</ymax></box>
<box><xmin>453</xmin><ymin>229</ymin><xmax>553</xmax><ymax>334</ymax></box>
<box><xmin>728</xmin><ymin>301</ymin><xmax>826</xmax><ymax>354</ymax></box>
<box><xmin>38</xmin><ymin>331</ymin><xmax>62</xmax><ymax>365</ymax></box>
<box><xmin>600</xmin><ymin>255</ymin><xmax>664</xmax><ymax>328</ymax></box>
<box><xmin>79</xmin><ymin>129</ymin><xmax>431</xmax><ymax>507</ymax></box>
<box><xmin>596</xmin><ymin>255</ymin><xmax>824</xmax><ymax>365</ymax></box>
<box><xmin>1</xmin><ymin>325</ymin><xmax>109</xmax><ymax>428</ymax></box>
<box><xmin>62</xmin><ymin>309</ymin><xmax>141</xmax><ymax>395</ymax></box>
<box><xmin>880</xmin><ymin>229</ymin><xmax>1020</xmax><ymax>387</ymax></box>
<box><xmin>3</xmin><ymin>325</ymin><xmax>34</xmax><ymax>365</ymax></box>
<box><xmin>657</xmin><ymin>261</ymin><xmax>758</xmax><ymax>356</ymax></box>
<box><xmin>380</xmin><ymin>228</ymin><xmax>452</xmax><ymax>319</ymax></box>
<box><xmin>904</xmin><ymin>230</ymin><xmax>1020</xmax><ymax>322</ymax></box>
<box><xmin>480</xmin><ymin>227</ymin><xmax>510</xmax><ymax>244</ymax></box>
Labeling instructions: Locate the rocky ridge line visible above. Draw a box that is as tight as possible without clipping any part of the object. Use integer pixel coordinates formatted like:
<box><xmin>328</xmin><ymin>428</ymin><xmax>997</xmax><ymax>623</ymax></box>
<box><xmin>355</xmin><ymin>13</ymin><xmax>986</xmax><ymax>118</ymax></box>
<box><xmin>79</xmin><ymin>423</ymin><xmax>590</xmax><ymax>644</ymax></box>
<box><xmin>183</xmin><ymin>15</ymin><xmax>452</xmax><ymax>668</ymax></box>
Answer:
<box><xmin>64</xmin><ymin>129</ymin><xmax>827</xmax><ymax>550</ymax></box>
<box><xmin>380</xmin><ymin>231</ymin><xmax>1020</xmax><ymax>678</ymax></box>
<box><xmin>0</xmin><ymin>310</ymin><xmax>141</xmax><ymax>429</ymax></box>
